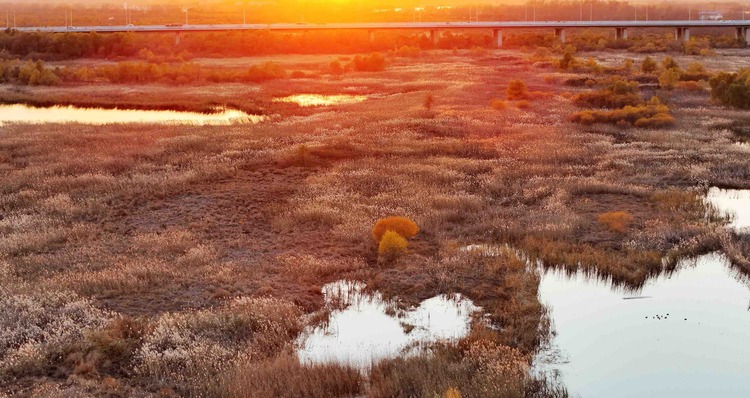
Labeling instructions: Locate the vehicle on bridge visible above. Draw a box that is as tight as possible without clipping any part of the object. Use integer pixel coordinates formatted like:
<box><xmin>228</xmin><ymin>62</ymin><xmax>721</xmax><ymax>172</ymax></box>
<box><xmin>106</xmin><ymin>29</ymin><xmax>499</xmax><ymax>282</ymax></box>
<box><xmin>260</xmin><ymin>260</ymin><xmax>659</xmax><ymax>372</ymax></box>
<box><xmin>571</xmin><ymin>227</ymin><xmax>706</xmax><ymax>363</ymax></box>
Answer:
<box><xmin>166</xmin><ymin>23</ymin><xmax>184</xmax><ymax>28</ymax></box>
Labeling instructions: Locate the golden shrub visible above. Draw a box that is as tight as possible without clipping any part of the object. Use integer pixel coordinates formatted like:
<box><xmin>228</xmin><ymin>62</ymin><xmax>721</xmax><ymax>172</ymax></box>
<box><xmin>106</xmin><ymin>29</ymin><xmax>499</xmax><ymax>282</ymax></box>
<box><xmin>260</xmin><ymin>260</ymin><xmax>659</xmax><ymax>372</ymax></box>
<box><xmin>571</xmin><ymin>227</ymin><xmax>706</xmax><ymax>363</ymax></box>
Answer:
<box><xmin>658</xmin><ymin>68</ymin><xmax>681</xmax><ymax>90</ymax></box>
<box><xmin>634</xmin><ymin>113</ymin><xmax>675</xmax><ymax>129</ymax></box>
<box><xmin>597</xmin><ymin>211</ymin><xmax>634</xmax><ymax>233</ymax></box>
<box><xmin>490</xmin><ymin>99</ymin><xmax>507</xmax><ymax>110</ymax></box>
<box><xmin>505</xmin><ymin>79</ymin><xmax>528</xmax><ymax>100</ymax></box>
<box><xmin>378</xmin><ymin>230</ymin><xmax>408</xmax><ymax>255</ymax></box>
<box><xmin>444</xmin><ymin>387</ymin><xmax>462</xmax><ymax>398</ymax></box>
<box><xmin>372</xmin><ymin>216</ymin><xmax>419</xmax><ymax>242</ymax></box>
<box><xmin>570</xmin><ymin>97</ymin><xmax>673</xmax><ymax>128</ymax></box>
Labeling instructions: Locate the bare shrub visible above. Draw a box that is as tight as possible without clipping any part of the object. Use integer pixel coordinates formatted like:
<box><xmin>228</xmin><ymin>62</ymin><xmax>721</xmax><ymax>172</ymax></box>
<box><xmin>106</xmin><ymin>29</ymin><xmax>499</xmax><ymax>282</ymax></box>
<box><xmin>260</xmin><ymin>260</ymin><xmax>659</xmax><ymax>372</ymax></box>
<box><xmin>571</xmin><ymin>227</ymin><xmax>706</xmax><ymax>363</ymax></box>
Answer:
<box><xmin>641</xmin><ymin>56</ymin><xmax>658</xmax><ymax>74</ymax></box>
<box><xmin>558</xmin><ymin>48</ymin><xmax>577</xmax><ymax>70</ymax></box>
<box><xmin>136</xmin><ymin>297</ymin><xmax>301</xmax><ymax>396</ymax></box>
<box><xmin>506</xmin><ymin>80</ymin><xmax>528</xmax><ymax>100</ymax></box>
<box><xmin>490</xmin><ymin>99</ymin><xmax>508</xmax><ymax>110</ymax></box>
<box><xmin>86</xmin><ymin>316</ymin><xmax>150</xmax><ymax>375</ymax></box>
<box><xmin>350</xmin><ymin>53</ymin><xmax>385</xmax><ymax>72</ymax></box>
<box><xmin>0</xmin><ymin>290</ymin><xmax>109</xmax><ymax>379</ymax></box>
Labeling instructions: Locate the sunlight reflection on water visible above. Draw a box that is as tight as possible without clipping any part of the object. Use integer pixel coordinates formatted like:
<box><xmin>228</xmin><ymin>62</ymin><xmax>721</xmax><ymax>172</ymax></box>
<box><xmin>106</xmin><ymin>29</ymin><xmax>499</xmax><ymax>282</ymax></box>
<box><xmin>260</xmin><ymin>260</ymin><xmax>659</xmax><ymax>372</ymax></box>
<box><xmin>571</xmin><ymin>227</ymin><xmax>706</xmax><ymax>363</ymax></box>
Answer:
<box><xmin>705</xmin><ymin>187</ymin><xmax>750</xmax><ymax>231</ymax></box>
<box><xmin>273</xmin><ymin>94</ymin><xmax>367</xmax><ymax>107</ymax></box>
<box><xmin>0</xmin><ymin>104</ymin><xmax>264</xmax><ymax>125</ymax></box>
<box><xmin>296</xmin><ymin>281</ymin><xmax>477</xmax><ymax>370</ymax></box>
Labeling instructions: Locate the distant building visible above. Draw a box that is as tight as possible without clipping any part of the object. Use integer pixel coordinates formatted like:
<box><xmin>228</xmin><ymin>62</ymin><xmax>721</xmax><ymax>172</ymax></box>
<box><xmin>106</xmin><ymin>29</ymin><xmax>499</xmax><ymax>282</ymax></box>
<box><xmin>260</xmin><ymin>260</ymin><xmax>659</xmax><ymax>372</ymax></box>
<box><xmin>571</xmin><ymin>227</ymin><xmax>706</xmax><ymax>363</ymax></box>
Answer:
<box><xmin>699</xmin><ymin>11</ymin><xmax>724</xmax><ymax>20</ymax></box>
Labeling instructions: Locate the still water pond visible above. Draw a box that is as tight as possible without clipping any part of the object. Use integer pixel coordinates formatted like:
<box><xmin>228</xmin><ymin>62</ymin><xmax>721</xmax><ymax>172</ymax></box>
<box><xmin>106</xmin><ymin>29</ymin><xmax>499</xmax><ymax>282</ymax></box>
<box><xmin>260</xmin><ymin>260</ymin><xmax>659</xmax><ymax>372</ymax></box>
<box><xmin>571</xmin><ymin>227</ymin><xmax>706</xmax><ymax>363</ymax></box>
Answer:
<box><xmin>273</xmin><ymin>94</ymin><xmax>367</xmax><ymax>107</ymax></box>
<box><xmin>538</xmin><ymin>188</ymin><xmax>750</xmax><ymax>397</ymax></box>
<box><xmin>706</xmin><ymin>187</ymin><xmax>750</xmax><ymax>231</ymax></box>
<box><xmin>0</xmin><ymin>104</ymin><xmax>264</xmax><ymax>125</ymax></box>
<box><xmin>297</xmin><ymin>281</ymin><xmax>477</xmax><ymax>369</ymax></box>
<box><xmin>537</xmin><ymin>253</ymin><xmax>750</xmax><ymax>398</ymax></box>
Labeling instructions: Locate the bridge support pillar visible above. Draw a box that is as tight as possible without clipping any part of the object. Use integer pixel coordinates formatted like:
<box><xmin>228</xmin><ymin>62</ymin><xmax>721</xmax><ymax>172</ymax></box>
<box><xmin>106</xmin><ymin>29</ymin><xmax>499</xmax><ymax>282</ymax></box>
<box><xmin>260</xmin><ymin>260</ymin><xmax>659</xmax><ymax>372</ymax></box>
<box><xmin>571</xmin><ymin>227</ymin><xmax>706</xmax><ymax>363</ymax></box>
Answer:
<box><xmin>368</xmin><ymin>30</ymin><xmax>375</xmax><ymax>46</ymax></box>
<box><xmin>429</xmin><ymin>29</ymin><xmax>439</xmax><ymax>48</ymax></box>
<box><xmin>175</xmin><ymin>32</ymin><xmax>181</xmax><ymax>46</ymax></box>
<box><xmin>554</xmin><ymin>28</ymin><xmax>566</xmax><ymax>44</ymax></box>
<box><xmin>615</xmin><ymin>28</ymin><xmax>628</xmax><ymax>40</ymax></box>
<box><xmin>493</xmin><ymin>29</ymin><xmax>503</xmax><ymax>48</ymax></box>
<box><xmin>675</xmin><ymin>27</ymin><xmax>690</xmax><ymax>42</ymax></box>
<box><xmin>736</xmin><ymin>27</ymin><xmax>750</xmax><ymax>44</ymax></box>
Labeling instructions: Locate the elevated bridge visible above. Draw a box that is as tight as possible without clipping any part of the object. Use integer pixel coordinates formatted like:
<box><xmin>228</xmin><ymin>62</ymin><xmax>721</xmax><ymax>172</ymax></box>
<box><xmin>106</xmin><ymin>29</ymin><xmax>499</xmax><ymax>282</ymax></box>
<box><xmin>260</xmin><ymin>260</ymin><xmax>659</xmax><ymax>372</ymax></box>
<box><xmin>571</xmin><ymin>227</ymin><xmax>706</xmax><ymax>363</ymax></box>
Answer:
<box><xmin>14</xmin><ymin>20</ymin><xmax>750</xmax><ymax>47</ymax></box>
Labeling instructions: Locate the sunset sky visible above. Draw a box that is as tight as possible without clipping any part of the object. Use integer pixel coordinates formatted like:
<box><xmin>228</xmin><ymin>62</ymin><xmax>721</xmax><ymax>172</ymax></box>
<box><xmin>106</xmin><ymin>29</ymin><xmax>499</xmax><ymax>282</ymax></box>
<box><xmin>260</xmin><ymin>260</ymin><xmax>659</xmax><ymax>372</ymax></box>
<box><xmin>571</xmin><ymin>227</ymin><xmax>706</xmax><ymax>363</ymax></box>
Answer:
<box><xmin>31</xmin><ymin>0</ymin><xmax>513</xmax><ymax>4</ymax></box>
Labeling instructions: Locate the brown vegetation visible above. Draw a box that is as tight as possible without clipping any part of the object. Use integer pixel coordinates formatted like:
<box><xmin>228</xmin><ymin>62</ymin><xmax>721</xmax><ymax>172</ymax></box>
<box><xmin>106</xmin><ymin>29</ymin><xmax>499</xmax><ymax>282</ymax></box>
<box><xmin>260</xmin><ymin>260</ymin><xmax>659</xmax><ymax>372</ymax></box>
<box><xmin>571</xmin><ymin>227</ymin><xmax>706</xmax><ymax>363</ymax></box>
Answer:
<box><xmin>221</xmin><ymin>355</ymin><xmax>363</xmax><ymax>398</ymax></box>
<box><xmin>571</xmin><ymin>97</ymin><xmax>675</xmax><ymax>128</ymax></box>
<box><xmin>710</xmin><ymin>68</ymin><xmax>750</xmax><ymax>109</ymax></box>
<box><xmin>597</xmin><ymin>211</ymin><xmax>634</xmax><ymax>233</ymax></box>
<box><xmin>1</xmin><ymin>47</ymin><xmax>748</xmax><ymax>396</ymax></box>
<box><xmin>572</xmin><ymin>79</ymin><xmax>641</xmax><ymax>108</ymax></box>
<box><xmin>490</xmin><ymin>98</ymin><xmax>508</xmax><ymax>110</ymax></box>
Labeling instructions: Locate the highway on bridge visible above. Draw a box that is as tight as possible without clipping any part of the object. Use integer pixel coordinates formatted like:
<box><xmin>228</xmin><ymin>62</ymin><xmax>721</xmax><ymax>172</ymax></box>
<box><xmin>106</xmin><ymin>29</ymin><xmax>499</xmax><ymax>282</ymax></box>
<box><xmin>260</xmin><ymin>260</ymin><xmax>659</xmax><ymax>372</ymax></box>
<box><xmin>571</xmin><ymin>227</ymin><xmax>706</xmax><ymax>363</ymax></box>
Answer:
<box><xmin>13</xmin><ymin>20</ymin><xmax>750</xmax><ymax>34</ymax></box>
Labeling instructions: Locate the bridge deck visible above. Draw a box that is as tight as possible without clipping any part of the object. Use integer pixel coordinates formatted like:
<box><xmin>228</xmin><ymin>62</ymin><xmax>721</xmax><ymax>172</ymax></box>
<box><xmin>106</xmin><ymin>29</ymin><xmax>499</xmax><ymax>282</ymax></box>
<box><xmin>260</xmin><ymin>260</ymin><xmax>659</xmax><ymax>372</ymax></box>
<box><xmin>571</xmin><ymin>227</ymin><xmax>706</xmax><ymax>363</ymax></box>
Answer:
<box><xmin>13</xmin><ymin>20</ymin><xmax>750</xmax><ymax>34</ymax></box>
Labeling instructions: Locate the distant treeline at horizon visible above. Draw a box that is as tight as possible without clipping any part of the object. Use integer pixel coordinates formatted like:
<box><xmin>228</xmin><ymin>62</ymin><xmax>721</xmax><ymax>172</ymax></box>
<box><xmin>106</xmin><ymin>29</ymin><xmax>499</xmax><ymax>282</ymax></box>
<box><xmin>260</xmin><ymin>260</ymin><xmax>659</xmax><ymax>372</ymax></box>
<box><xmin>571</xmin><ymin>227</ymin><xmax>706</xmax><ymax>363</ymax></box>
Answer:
<box><xmin>0</xmin><ymin>24</ymin><xmax>739</xmax><ymax>62</ymax></box>
<box><xmin>1</xmin><ymin>1</ymin><xmax>750</xmax><ymax>27</ymax></box>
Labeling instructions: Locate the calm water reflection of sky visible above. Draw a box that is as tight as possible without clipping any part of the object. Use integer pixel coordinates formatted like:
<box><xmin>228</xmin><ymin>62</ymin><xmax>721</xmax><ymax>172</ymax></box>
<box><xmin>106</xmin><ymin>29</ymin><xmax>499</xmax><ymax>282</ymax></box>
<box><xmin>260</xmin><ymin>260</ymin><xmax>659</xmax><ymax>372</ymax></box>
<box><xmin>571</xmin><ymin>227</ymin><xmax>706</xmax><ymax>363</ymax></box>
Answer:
<box><xmin>0</xmin><ymin>104</ymin><xmax>263</xmax><ymax>125</ymax></box>
<box><xmin>538</xmin><ymin>188</ymin><xmax>750</xmax><ymax>397</ymax></box>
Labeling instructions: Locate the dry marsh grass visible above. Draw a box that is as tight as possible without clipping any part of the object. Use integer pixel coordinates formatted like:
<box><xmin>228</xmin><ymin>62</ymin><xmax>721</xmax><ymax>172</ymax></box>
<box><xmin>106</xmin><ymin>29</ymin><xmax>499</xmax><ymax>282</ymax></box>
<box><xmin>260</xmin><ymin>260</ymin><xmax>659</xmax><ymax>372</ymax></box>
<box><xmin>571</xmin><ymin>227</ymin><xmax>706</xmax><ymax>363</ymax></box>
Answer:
<box><xmin>221</xmin><ymin>355</ymin><xmax>363</xmax><ymax>398</ymax></box>
<box><xmin>1</xmin><ymin>49</ymin><xmax>749</xmax><ymax>396</ymax></box>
